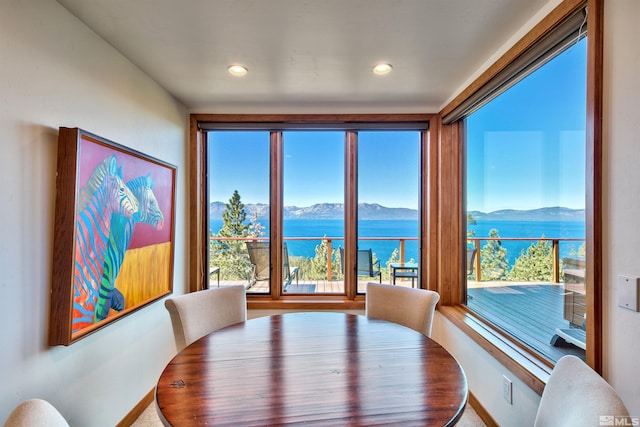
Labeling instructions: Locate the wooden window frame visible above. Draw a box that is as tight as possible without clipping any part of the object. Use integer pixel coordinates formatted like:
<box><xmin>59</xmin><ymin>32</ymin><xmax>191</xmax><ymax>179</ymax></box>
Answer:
<box><xmin>189</xmin><ymin>114</ymin><xmax>434</xmax><ymax>310</ymax></box>
<box><xmin>437</xmin><ymin>0</ymin><xmax>602</xmax><ymax>395</ymax></box>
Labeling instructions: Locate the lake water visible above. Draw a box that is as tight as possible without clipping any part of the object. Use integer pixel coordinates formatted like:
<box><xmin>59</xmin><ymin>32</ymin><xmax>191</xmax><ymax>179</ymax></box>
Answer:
<box><xmin>210</xmin><ymin>219</ymin><xmax>585</xmax><ymax>266</ymax></box>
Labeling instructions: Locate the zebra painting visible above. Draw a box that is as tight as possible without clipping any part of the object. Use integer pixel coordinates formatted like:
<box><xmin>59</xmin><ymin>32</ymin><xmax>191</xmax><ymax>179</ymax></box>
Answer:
<box><xmin>94</xmin><ymin>174</ymin><xmax>165</xmax><ymax>322</ymax></box>
<box><xmin>72</xmin><ymin>155</ymin><xmax>139</xmax><ymax>334</ymax></box>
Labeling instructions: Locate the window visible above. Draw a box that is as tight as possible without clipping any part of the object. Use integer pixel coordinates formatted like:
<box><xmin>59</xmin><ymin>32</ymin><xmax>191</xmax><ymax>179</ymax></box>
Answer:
<box><xmin>465</xmin><ymin>36</ymin><xmax>587</xmax><ymax>362</ymax></box>
<box><xmin>283</xmin><ymin>131</ymin><xmax>345</xmax><ymax>294</ymax></box>
<box><xmin>201</xmin><ymin>121</ymin><xmax>427</xmax><ymax>301</ymax></box>
<box><xmin>208</xmin><ymin>131</ymin><xmax>270</xmax><ymax>294</ymax></box>
<box><xmin>357</xmin><ymin>131</ymin><xmax>420</xmax><ymax>292</ymax></box>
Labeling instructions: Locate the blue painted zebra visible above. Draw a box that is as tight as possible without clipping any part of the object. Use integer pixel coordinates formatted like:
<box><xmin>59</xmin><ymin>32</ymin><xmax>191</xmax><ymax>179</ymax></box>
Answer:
<box><xmin>94</xmin><ymin>174</ymin><xmax>165</xmax><ymax>322</ymax></box>
<box><xmin>72</xmin><ymin>155</ymin><xmax>139</xmax><ymax>334</ymax></box>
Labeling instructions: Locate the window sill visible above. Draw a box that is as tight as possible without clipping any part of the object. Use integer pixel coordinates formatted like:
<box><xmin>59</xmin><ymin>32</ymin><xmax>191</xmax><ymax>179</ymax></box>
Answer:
<box><xmin>247</xmin><ymin>297</ymin><xmax>365</xmax><ymax>311</ymax></box>
<box><xmin>439</xmin><ymin>305</ymin><xmax>553</xmax><ymax>395</ymax></box>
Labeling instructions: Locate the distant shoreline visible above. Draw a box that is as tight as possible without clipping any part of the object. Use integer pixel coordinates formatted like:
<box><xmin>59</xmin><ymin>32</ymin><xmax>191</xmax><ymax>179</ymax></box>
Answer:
<box><xmin>210</xmin><ymin>202</ymin><xmax>584</xmax><ymax>222</ymax></box>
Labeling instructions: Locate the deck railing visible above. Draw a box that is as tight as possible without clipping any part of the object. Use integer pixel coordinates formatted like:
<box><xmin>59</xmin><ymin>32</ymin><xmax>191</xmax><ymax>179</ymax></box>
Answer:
<box><xmin>210</xmin><ymin>236</ymin><xmax>585</xmax><ymax>283</ymax></box>
<box><xmin>210</xmin><ymin>236</ymin><xmax>418</xmax><ymax>281</ymax></box>
<box><xmin>467</xmin><ymin>237</ymin><xmax>585</xmax><ymax>283</ymax></box>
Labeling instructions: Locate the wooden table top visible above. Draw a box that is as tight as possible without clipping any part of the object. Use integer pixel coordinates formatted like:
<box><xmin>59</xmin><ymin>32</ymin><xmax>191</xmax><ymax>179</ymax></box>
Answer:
<box><xmin>156</xmin><ymin>312</ymin><xmax>468</xmax><ymax>426</ymax></box>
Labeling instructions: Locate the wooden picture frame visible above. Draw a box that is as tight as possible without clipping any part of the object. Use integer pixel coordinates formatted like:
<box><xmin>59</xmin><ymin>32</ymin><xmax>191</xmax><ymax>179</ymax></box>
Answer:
<box><xmin>49</xmin><ymin>127</ymin><xmax>176</xmax><ymax>345</ymax></box>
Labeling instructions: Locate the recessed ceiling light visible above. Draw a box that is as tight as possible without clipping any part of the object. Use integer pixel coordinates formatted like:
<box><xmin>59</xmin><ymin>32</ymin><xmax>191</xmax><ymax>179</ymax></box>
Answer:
<box><xmin>227</xmin><ymin>65</ymin><xmax>248</xmax><ymax>76</ymax></box>
<box><xmin>372</xmin><ymin>63</ymin><xmax>393</xmax><ymax>75</ymax></box>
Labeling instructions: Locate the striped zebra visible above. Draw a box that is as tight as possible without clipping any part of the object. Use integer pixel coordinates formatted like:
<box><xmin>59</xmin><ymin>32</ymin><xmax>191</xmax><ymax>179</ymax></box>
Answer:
<box><xmin>94</xmin><ymin>174</ymin><xmax>165</xmax><ymax>322</ymax></box>
<box><xmin>72</xmin><ymin>155</ymin><xmax>139</xmax><ymax>334</ymax></box>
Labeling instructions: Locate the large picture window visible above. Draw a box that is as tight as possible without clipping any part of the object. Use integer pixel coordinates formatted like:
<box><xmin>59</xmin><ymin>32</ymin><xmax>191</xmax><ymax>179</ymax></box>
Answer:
<box><xmin>204</xmin><ymin>122</ymin><xmax>427</xmax><ymax>299</ymax></box>
<box><xmin>465</xmin><ymin>35</ymin><xmax>587</xmax><ymax>362</ymax></box>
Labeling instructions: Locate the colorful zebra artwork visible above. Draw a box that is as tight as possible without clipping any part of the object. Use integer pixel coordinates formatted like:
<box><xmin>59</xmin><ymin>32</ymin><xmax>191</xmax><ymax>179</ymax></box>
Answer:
<box><xmin>72</xmin><ymin>155</ymin><xmax>139</xmax><ymax>334</ymax></box>
<box><xmin>94</xmin><ymin>175</ymin><xmax>165</xmax><ymax>322</ymax></box>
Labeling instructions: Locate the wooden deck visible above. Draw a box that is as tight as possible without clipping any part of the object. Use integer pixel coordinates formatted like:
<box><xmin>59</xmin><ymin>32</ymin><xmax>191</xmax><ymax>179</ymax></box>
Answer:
<box><xmin>209</xmin><ymin>276</ymin><xmax>585</xmax><ymax>361</ymax></box>
<box><xmin>467</xmin><ymin>282</ymin><xmax>585</xmax><ymax>361</ymax></box>
<box><xmin>210</xmin><ymin>277</ymin><xmax>384</xmax><ymax>294</ymax></box>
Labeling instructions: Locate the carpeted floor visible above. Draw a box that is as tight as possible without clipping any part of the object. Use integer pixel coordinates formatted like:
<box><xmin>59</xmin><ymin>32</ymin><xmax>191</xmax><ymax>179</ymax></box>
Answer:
<box><xmin>131</xmin><ymin>401</ymin><xmax>487</xmax><ymax>426</ymax></box>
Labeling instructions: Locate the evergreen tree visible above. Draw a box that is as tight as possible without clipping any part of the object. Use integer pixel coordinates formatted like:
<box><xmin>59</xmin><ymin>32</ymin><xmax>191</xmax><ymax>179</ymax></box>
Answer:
<box><xmin>467</xmin><ymin>213</ymin><xmax>477</xmax><ymax>244</ymax></box>
<box><xmin>508</xmin><ymin>236</ymin><xmax>553</xmax><ymax>281</ymax></box>
<box><xmin>219</xmin><ymin>190</ymin><xmax>248</xmax><ymax>238</ymax></box>
<box><xmin>310</xmin><ymin>238</ymin><xmax>332</xmax><ymax>280</ymax></box>
<box><xmin>568</xmin><ymin>242</ymin><xmax>586</xmax><ymax>258</ymax></box>
<box><xmin>480</xmin><ymin>228</ymin><xmax>509</xmax><ymax>281</ymax></box>
<box><xmin>210</xmin><ymin>190</ymin><xmax>253</xmax><ymax>281</ymax></box>
<box><xmin>384</xmin><ymin>248</ymin><xmax>401</xmax><ymax>281</ymax></box>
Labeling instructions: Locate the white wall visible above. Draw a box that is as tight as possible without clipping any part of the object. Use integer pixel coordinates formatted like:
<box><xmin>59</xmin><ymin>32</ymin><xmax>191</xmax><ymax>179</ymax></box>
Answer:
<box><xmin>431</xmin><ymin>314</ymin><xmax>542</xmax><ymax>425</ymax></box>
<box><xmin>433</xmin><ymin>1</ymin><xmax>640</xmax><ymax>424</ymax></box>
<box><xmin>602</xmin><ymin>0</ymin><xmax>640</xmax><ymax>417</ymax></box>
<box><xmin>0</xmin><ymin>1</ymin><xmax>187</xmax><ymax>425</ymax></box>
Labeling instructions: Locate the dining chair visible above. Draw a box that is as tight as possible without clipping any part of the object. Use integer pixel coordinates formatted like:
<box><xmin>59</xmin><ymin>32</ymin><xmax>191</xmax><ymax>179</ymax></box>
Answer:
<box><xmin>164</xmin><ymin>285</ymin><xmax>247</xmax><ymax>351</ymax></box>
<box><xmin>3</xmin><ymin>399</ymin><xmax>69</xmax><ymax>427</ymax></box>
<box><xmin>534</xmin><ymin>355</ymin><xmax>630</xmax><ymax>427</ymax></box>
<box><xmin>365</xmin><ymin>282</ymin><xmax>440</xmax><ymax>337</ymax></box>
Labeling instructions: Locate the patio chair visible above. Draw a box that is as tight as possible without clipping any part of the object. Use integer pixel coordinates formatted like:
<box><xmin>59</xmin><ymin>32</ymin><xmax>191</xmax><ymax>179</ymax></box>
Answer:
<box><xmin>246</xmin><ymin>241</ymin><xmax>298</xmax><ymax>290</ymax></box>
<box><xmin>339</xmin><ymin>247</ymin><xmax>382</xmax><ymax>283</ymax></box>
<box><xmin>366</xmin><ymin>282</ymin><xmax>440</xmax><ymax>337</ymax></box>
<box><xmin>466</xmin><ymin>247</ymin><xmax>477</xmax><ymax>277</ymax></box>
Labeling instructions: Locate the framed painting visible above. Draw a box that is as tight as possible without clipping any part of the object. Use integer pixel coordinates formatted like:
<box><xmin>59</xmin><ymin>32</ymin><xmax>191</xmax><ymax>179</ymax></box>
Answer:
<box><xmin>49</xmin><ymin>127</ymin><xmax>176</xmax><ymax>345</ymax></box>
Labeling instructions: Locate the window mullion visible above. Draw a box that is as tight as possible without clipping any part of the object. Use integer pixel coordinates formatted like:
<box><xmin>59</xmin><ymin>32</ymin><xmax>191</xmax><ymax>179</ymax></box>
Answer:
<box><xmin>344</xmin><ymin>131</ymin><xmax>358</xmax><ymax>299</ymax></box>
<box><xmin>270</xmin><ymin>131</ymin><xmax>283</xmax><ymax>298</ymax></box>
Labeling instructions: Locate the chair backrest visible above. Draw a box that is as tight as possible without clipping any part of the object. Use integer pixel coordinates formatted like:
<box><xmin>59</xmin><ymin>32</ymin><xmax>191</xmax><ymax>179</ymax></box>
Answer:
<box><xmin>366</xmin><ymin>282</ymin><xmax>440</xmax><ymax>337</ymax></box>
<box><xmin>246</xmin><ymin>241</ymin><xmax>295</xmax><ymax>282</ymax></box>
<box><xmin>466</xmin><ymin>248</ymin><xmax>477</xmax><ymax>276</ymax></box>
<box><xmin>282</xmin><ymin>242</ymin><xmax>293</xmax><ymax>282</ymax></box>
<box><xmin>357</xmin><ymin>249</ymin><xmax>375</xmax><ymax>276</ymax></box>
<box><xmin>339</xmin><ymin>247</ymin><xmax>376</xmax><ymax>276</ymax></box>
<box><xmin>164</xmin><ymin>285</ymin><xmax>246</xmax><ymax>352</ymax></box>
<box><xmin>534</xmin><ymin>355</ymin><xmax>630</xmax><ymax>427</ymax></box>
<box><xmin>246</xmin><ymin>241</ymin><xmax>270</xmax><ymax>281</ymax></box>
<box><xmin>3</xmin><ymin>399</ymin><xmax>69</xmax><ymax>427</ymax></box>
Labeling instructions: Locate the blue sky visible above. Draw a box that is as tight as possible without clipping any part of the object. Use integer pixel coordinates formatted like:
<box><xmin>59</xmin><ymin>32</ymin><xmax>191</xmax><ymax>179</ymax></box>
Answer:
<box><xmin>209</xmin><ymin>37</ymin><xmax>586</xmax><ymax>213</ymax></box>
<box><xmin>466</xmin><ymin>37</ymin><xmax>587</xmax><ymax>212</ymax></box>
<box><xmin>209</xmin><ymin>130</ymin><xmax>419</xmax><ymax>208</ymax></box>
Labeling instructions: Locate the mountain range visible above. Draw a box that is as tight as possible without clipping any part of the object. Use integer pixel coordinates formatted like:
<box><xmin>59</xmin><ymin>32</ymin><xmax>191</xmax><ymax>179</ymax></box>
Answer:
<box><xmin>210</xmin><ymin>202</ymin><xmax>584</xmax><ymax>221</ymax></box>
<box><xmin>209</xmin><ymin>202</ymin><xmax>418</xmax><ymax>220</ymax></box>
<box><xmin>468</xmin><ymin>207</ymin><xmax>585</xmax><ymax>221</ymax></box>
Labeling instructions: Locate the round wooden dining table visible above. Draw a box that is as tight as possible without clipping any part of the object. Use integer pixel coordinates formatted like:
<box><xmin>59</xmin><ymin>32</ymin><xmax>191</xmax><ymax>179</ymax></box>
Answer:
<box><xmin>156</xmin><ymin>312</ymin><xmax>468</xmax><ymax>426</ymax></box>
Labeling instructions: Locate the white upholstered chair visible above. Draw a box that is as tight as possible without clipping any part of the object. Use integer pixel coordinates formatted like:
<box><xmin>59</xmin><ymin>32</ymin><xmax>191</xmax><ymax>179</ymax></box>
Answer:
<box><xmin>164</xmin><ymin>285</ymin><xmax>247</xmax><ymax>352</ymax></box>
<box><xmin>3</xmin><ymin>399</ymin><xmax>69</xmax><ymax>427</ymax></box>
<box><xmin>534</xmin><ymin>355</ymin><xmax>630</xmax><ymax>427</ymax></box>
<box><xmin>365</xmin><ymin>282</ymin><xmax>440</xmax><ymax>337</ymax></box>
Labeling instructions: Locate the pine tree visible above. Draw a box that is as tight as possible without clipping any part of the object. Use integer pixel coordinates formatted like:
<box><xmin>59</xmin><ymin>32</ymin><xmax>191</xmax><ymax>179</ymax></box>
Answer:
<box><xmin>210</xmin><ymin>190</ymin><xmax>252</xmax><ymax>281</ymax></box>
<box><xmin>508</xmin><ymin>236</ymin><xmax>553</xmax><ymax>281</ymax></box>
<box><xmin>219</xmin><ymin>190</ymin><xmax>248</xmax><ymax>238</ymax></box>
<box><xmin>480</xmin><ymin>228</ymin><xmax>509</xmax><ymax>281</ymax></box>
<box><xmin>310</xmin><ymin>238</ymin><xmax>331</xmax><ymax>279</ymax></box>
